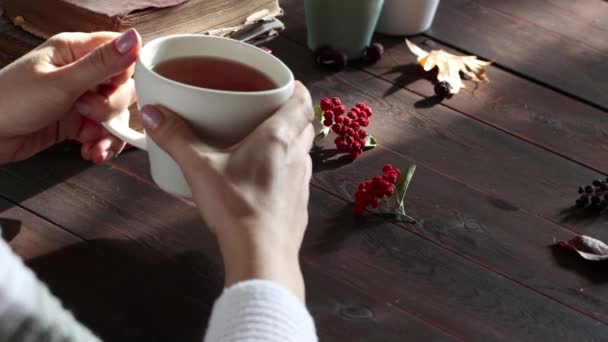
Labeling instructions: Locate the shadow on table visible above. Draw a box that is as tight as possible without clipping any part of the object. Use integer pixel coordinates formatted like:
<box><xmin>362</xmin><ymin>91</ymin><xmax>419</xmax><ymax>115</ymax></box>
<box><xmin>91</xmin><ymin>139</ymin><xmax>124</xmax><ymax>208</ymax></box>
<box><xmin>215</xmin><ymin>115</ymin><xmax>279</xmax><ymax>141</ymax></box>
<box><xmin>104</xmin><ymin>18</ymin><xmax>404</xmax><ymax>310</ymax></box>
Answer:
<box><xmin>0</xmin><ymin>218</ymin><xmax>21</xmax><ymax>242</ymax></box>
<box><xmin>0</xmin><ymin>142</ymin><xmax>93</xmax><ymax>211</ymax></box>
<box><xmin>306</xmin><ymin>202</ymin><xmax>392</xmax><ymax>255</ymax></box>
<box><xmin>549</xmin><ymin>245</ymin><xmax>608</xmax><ymax>284</ymax></box>
<box><xmin>310</xmin><ymin>146</ymin><xmax>353</xmax><ymax>173</ymax></box>
<box><xmin>558</xmin><ymin>207</ymin><xmax>604</xmax><ymax>226</ymax></box>
<box><xmin>27</xmin><ymin>238</ymin><xmax>223</xmax><ymax>342</ymax></box>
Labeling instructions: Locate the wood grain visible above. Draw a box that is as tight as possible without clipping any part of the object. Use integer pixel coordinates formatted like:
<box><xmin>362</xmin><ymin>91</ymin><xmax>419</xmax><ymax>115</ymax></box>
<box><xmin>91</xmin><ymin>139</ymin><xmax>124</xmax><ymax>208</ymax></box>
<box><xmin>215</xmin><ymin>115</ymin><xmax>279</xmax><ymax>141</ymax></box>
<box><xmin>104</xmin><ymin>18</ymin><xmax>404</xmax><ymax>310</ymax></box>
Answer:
<box><xmin>0</xmin><ymin>144</ymin><xmax>456</xmax><ymax>342</ymax></box>
<box><xmin>110</xmin><ymin>127</ymin><xmax>608</xmax><ymax>326</ymax></box>
<box><xmin>476</xmin><ymin>0</ymin><xmax>608</xmax><ymax>52</ymax></box>
<box><xmin>279</xmin><ymin>0</ymin><xmax>608</xmax><ymax>174</ymax></box>
<box><xmin>426</xmin><ymin>0</ymin><xmax>608</xmax><ymax>109</ymax></box>
<box><xmin>2</xmin><ymin>145</ymin><xmax>607</xmax><ymax>340</ymax></box>
<box><xmin>365</xmin><ymin>35</ymin><xmax>608</xmax><ymax>174</ymax></box>
<box><xmin>265</xmin><ymin>37</ymin><xmax>607</xmax><ymax>238</ymax></box>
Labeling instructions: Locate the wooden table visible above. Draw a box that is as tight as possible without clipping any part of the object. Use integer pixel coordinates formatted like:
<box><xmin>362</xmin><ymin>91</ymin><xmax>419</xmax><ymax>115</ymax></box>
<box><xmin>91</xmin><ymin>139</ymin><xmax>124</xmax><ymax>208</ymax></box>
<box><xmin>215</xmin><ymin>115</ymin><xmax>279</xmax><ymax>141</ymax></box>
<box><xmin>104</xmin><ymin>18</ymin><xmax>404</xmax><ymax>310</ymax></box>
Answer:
<box><xmin>2</xmin><ymin>0</ymin><xmax>608</xmax><ymax>340</ymax></box>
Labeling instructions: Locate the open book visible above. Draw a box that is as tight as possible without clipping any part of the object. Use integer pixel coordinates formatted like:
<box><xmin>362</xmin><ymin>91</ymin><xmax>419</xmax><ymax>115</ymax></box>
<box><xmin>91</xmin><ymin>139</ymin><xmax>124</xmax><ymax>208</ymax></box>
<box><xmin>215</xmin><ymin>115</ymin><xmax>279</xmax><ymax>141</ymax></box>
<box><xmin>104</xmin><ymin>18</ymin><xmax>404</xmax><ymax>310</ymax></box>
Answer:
<box><xmin>0</xmin><ymin>0</ymin><xmax>284</xmax><ymax>44</ymax></box>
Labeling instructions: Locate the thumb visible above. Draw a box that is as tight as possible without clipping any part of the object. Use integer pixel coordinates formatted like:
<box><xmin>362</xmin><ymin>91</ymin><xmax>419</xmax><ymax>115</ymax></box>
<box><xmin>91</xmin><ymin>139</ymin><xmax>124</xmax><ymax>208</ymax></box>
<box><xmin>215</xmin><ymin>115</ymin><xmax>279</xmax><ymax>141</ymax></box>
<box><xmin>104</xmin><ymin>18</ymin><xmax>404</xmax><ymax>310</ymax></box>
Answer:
<box><xmin>60</xmin><ymin>29</ymin><xmax>141</xmax><ymax>95</ymax></box>
<box><xmin>139</xmin><ymin>105</ymin><xmax>215</xmax><ymax>168</ymax></box>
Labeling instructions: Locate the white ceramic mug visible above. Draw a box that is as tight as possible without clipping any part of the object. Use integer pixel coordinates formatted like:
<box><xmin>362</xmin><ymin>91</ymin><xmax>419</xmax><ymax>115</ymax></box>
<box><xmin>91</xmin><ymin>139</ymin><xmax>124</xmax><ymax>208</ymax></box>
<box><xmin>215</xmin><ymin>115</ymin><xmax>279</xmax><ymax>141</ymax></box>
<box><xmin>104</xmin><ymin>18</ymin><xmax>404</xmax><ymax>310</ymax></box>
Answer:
<box><xmin>102</xmin><ymin>35</ymin><xmax>295</xmax><ymax>197</ymax></box>
<box><xmin>375</xmin><ymin>0</ymin><xmax>440</xmax><ymax>36</ymax></box>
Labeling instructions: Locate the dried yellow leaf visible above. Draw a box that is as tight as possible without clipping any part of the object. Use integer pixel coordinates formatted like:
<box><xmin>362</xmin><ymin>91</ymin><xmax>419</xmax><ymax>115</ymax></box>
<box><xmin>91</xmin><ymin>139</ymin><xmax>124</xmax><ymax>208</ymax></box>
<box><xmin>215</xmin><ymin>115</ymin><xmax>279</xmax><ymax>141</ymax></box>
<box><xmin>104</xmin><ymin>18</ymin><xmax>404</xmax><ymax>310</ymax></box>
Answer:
<box><xmin>405</xmin><ymin>39</ymin><xmax>491</xmax><ymax>94</ymax></box>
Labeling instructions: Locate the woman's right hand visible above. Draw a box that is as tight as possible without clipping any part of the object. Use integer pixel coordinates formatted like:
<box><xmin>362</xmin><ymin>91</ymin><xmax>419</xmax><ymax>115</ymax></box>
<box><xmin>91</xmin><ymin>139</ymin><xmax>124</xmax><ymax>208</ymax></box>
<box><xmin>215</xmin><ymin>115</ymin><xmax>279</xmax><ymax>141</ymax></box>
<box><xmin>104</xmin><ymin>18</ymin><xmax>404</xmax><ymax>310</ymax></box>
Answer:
<box><xmin>138</xmin><ymin>82</ymin><xmax>314</xmax><ymax>301</ymax></box>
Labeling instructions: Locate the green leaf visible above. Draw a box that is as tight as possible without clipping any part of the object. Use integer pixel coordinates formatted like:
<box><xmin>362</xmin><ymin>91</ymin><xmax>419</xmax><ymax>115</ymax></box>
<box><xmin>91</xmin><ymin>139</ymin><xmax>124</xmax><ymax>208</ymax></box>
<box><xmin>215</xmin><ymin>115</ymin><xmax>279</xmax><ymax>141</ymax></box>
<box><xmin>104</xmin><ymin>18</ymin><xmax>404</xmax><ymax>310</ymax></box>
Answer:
<box><xmin>394</xmin><ymin>164</ymin><xmax>417</xmax><ymax>219</ymax></box>
<box><xmin>314</xmin><ymin>104</ymin><xmax>324</xmax><ymax>121</ymax></box>
<box><xmin>364</xmin><ymin>135</ymin><xmax>377</xmax><ymax>148</ymax></box>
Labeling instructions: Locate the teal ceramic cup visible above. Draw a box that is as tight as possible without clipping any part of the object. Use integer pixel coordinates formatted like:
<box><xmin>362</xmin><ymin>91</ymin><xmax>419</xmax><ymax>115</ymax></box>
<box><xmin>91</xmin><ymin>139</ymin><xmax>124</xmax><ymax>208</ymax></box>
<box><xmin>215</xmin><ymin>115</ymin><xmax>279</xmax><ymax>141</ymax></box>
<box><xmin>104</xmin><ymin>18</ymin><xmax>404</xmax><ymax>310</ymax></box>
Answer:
<box><xmin>305</xmin><ymin>0</ymin><xmax>385</xmax><ymax>60</ymax></box>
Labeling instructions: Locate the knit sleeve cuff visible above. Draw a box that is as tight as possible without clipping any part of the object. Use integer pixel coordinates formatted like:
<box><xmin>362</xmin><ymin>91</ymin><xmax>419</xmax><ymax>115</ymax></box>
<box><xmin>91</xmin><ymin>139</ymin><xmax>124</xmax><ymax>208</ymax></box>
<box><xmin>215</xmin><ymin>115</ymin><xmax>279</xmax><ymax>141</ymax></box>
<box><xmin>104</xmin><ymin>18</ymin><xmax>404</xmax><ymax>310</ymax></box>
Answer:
<box><xmin>204</xmin><ymin>279</ymin><xmax>317</xmax><ymax>342</ymax></box>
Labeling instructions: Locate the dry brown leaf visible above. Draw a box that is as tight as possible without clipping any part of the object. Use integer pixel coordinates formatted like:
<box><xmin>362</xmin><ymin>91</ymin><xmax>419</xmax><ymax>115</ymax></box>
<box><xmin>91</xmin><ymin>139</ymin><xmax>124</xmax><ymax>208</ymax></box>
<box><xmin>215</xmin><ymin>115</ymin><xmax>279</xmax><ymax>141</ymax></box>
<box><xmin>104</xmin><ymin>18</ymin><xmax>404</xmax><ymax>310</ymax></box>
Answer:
<box><xmin>405</xmin><ymin>39</ymin><xmax>491</xmax><ymax>94</ymax></box>
<box><xmin>556</xmin><ymin>235</ymin><xmax>608</xmax><ymax>261</ymax></box>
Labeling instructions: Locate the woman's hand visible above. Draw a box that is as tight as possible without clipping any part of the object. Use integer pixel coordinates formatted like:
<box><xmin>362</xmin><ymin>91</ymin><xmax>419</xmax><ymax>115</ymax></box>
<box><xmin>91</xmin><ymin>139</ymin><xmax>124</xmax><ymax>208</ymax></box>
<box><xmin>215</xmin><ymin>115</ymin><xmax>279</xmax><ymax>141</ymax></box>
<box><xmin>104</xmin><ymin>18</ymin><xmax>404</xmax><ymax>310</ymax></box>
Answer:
<box><xmin>139</xmin><ymin>82</ymin><xmax>314</xmax><ymax>301</ymax></box>
<box><xmin>0</xmin><ymin>29</ymin><xmax>141</xmax><ymax>164</ymax></box>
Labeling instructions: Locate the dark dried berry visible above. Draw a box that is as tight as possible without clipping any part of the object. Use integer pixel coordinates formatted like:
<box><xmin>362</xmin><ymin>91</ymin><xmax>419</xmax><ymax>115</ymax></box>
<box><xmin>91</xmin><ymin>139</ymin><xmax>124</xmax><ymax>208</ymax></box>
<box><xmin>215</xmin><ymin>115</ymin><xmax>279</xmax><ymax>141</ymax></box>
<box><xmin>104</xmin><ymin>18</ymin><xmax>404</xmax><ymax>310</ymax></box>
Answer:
<box><xmin>434</xmin><ymin>81</ymin><xmax>451</xmax><ymax>98</ymax></box>
<box><xmin>576</xmin><ymin>195</ymin><xmax>590</xmax><ymax>207</ymax></box>
<box><xmin>578</xmin><ymin>186</ymin><xmax>585</xmax><ymax>194</ymax></box>
<box><xmin>591</xmin><ymin>195</ymin><xmax>601</xmax><ymax>204</ymax></box>
<box><xmin>585</xmin><ymin>185</ymin><xmax>594</xmax><ymax>194</ymax></box>
<box><xmin>592</xmin><ymin>179</ymin><xmax>602</xmax><ymax>186</ymax></box>
<box><xmin>366</xmin><ymin>42</ymin><xmax>384</xmax><ymax>62</ymax></box>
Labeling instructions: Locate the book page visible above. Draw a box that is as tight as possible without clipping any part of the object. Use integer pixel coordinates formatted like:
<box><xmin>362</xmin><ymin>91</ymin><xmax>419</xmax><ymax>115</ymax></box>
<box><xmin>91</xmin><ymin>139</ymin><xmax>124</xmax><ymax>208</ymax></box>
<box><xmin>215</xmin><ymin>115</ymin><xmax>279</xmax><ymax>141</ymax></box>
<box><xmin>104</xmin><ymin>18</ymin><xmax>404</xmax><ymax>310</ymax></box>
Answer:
<box><xmin>64</xmin><ymin>0</ymin><xmax>189</xmax><ymax>17</ymax></box>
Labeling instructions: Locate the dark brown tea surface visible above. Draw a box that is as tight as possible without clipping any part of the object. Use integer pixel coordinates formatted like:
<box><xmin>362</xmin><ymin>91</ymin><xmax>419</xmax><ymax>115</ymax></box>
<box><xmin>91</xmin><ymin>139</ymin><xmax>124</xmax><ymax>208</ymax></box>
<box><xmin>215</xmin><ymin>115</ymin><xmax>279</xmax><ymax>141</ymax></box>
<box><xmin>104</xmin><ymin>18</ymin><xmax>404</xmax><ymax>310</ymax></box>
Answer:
<box><xmin>151</xmin><ymin>56</ymin><xmax>277</xmax><ymax>92</ymax></box>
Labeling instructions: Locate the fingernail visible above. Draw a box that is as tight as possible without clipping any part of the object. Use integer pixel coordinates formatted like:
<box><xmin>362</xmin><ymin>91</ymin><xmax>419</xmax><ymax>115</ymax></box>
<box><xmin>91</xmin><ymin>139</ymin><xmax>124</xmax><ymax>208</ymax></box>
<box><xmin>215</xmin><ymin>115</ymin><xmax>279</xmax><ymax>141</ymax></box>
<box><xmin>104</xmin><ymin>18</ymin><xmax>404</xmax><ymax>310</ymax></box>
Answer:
<box><xmin>75</xmin><ymin>101</ymin><xmax>92</xmax><ymax>116</ymax></box>
<box><xmin>140</xmin><ymin>105</ymin><xmax>163</xmax><ymax>131</ymax></box>
<box><xmin>114</xmin><ymin>29</ymin><xmax>137</xmax><ymax>55</ymax></box>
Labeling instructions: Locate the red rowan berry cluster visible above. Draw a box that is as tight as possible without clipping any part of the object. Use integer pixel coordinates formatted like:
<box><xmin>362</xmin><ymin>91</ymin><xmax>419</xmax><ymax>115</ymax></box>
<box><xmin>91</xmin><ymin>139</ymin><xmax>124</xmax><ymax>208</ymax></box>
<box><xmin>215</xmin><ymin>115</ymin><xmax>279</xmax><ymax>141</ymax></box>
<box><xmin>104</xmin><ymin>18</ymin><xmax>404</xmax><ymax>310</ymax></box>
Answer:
<box><xmin>319</xmin><ymin>97</ymin><xmax>372</xmax><ymax>159</ymax></box>
<box><xmin>354</xmin><ymin>164</ymin><xmax>400</xmax><ymax>216</ymax></box>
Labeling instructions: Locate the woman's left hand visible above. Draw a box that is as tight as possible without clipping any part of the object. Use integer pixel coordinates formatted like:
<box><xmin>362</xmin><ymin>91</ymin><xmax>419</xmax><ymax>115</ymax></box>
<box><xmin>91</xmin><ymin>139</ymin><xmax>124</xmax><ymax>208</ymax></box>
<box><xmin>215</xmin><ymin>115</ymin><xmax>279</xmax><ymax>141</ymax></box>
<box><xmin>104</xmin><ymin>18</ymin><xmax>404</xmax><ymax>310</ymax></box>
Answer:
<box><xmin>0</xmin><ymin>29</ymin><xmax>141</xmax><ymax>164</ymax></box>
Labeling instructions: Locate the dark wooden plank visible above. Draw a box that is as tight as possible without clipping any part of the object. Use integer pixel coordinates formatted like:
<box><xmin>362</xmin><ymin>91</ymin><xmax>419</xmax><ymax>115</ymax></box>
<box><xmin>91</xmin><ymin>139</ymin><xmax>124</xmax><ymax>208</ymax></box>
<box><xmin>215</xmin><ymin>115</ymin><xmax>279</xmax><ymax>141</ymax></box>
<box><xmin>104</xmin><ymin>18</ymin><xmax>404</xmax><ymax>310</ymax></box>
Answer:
<box><xmin>2</xmin><ymin>146</ymin><xmax>607</xmax><ymax>340</ymax></box>
<box><xmin>111</xmin><ymin>132</ymin><xmax>608</xmax><ymax>326</ymax></box>
<box><xmin>265</xmin><ymin>37</ymin><xmax>608</xmax><ymax>239</ymax></box>
<box><xmin>0</xmin><ymin>144</ymin><xmax>457</xmax><ymax>342</ymax></box>
<box><xmin>365</xmin><ymin>35</ymin><xmax>608</xmax><ymax>175</ymax></box>
<box><xmin>280</xmin><ymin>1</ymin><xmax>608</xmax><ymax>175</ymax></box>
<box><xmin>283</xmin><ymin>0</ymin><xmax>608</xmax><ymax>173</ymax></box>
<box><xmin>426</xmin><ymin>0</ymin><xmax>608</xmax><ymax>109</ymax></box>
<box><xmin>476</xmin><ymin>0</ymin><xmax>608</xmax><ymax>52</ymax></box>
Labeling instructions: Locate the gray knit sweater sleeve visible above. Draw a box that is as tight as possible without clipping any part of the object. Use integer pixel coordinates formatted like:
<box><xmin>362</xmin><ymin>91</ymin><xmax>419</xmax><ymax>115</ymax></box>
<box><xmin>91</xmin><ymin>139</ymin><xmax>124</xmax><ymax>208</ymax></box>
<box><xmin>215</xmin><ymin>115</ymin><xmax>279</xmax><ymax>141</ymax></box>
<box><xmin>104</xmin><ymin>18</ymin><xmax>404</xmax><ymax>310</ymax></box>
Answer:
<box><xmin>0</xmin><ymin>238</ymin><xmax>100</xmax><ymax>342</ymax></box>
<box><xmin>0</xmin><ymin>238</ymin><xmax>317</xmax><ymax>341</ymax></box>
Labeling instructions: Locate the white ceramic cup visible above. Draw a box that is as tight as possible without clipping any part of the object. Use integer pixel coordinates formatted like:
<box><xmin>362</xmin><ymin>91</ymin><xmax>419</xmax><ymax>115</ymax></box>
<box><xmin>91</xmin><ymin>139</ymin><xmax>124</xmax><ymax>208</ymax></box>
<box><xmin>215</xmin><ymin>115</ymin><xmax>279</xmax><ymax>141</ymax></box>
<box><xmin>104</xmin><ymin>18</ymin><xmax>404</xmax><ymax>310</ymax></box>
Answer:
<box><xmin>375</xmin><ymin>0</ymin><xmax>440</xmax><ymax>36</ymax></box>
<box><xmin>102</xmin><ymin>35</ymin><xmax>295</xmax><ymax>198</ymax></box>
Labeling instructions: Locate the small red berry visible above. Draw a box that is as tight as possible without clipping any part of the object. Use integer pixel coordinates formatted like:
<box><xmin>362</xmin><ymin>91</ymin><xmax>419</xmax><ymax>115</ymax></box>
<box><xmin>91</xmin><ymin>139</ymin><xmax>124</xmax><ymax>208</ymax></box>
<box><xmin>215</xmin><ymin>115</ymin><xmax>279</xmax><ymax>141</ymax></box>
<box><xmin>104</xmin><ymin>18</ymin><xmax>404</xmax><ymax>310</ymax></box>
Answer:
<box><xmin>356</xmin><ymin>103</ymin><xmax>366</xmax><ymax>110</ymax></box>
<box><xmin>383</xmin><ymin>164</ymin><xmax>393</xmax><ymax>173</ymax></box>
<box><xmin>344</xmin><ymin>118</ymin><xmax>353</xmax><ymax>126</ymax></box>
<box><xmin>359</xmin><ymin>138</ymin><xmax>366</xmax><ymax>147</ymax></box>
<box><xmin>334</xmin><ymin>105</ymin><xmax>346</xmax><ymax>115</ymax></box>
<box><xmin>384</xmin><ymin>173</ymin><xmax>397</xmax><ymax>184</ymax></box>
<box><xmin>358</xmin><ymin>183</ymin><xmax>366</xmax><ymax>191</ymax></box>
<box><xmin>320</xmin><ymin>98</ymin><xmax>333</xmax><ymax>111</ymax></box>
<box><xmin>352</xmin><ymin>122</ymin><xmax>361</xmax><ymax>131</ymax></box>
<box><xmin>332</xmin><ymin>124</ymin><xmax>341</xmax><ymax>134</ymax></box>
<box><xmin>347</xmin><ymin>111</ymin><xmax>357</xmax><ymax>119</ymax></box>
<box><xmin>359</xmin><ymin>118</ymin><xmax>369</xmax><ymax>127</ymax></box>
<box><xmin>334</xmin><ymin>115</ymin><xmax>344</xmax><ymax>124</ymax></box>
<box><xmin>346</xmin><ymin>136</ymin><xmax>355</xmax><ymax>145</ymax></box>
<box><xmin>323</xmin><ymin>119</ymin><xmax>333</xmax><ymax>126</ymax></box>
<box><xmin>350</xmin><ymin>151</ymin><xmax>360</xmax><ymax>159</ymax></box>
<box><xmin>332</xmin><ymin>97</ymin><xmax>342</xmax><ymax>106</ymax></box>
<box><xmin>387</xmin><ymin>185</ymin><xmax>395</xmax><ymax>196</ymax></box>
<box><xmin>352</xmin><ymin>141</ymin><xmax>361</xmax><ymax>150</ymax></box>
<box><xmin>323</xmin><ymin>110</ymin><xmax>334</xmax><ymax>119</ymax></box>
<box><xmin>335</xmin><ymin>136</ymin><xmax>345</xmax><ymax>145</ymax></box>
<box><xmin>364</xmin><ymin>107</ymin><xmax>373</xmax><ymax>116</ymax></box>
<box><xmin>372</xmin><ymin>176</ymin><xmax>381</xmax><ymax>184</ymax></box>
<box><xmin>346</xmin><ymin>128</ymin><xmax>355</xmax><ymax>136</ymax></box>
<box><xmin>358</xmin><ymin>130</ymin><xmax>368</xmax><ymax>139</ymax></box>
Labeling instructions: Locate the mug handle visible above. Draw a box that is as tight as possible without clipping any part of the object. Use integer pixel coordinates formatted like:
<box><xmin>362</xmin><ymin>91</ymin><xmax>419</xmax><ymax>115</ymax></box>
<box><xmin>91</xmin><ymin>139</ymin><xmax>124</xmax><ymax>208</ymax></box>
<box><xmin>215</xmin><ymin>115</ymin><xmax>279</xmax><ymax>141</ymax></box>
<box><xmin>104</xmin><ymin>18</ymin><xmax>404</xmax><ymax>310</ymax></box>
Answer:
<box><xmin>102</xmin><ymin>109</ymin><xmax>148</xmax><ymax>151</ymax></box>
